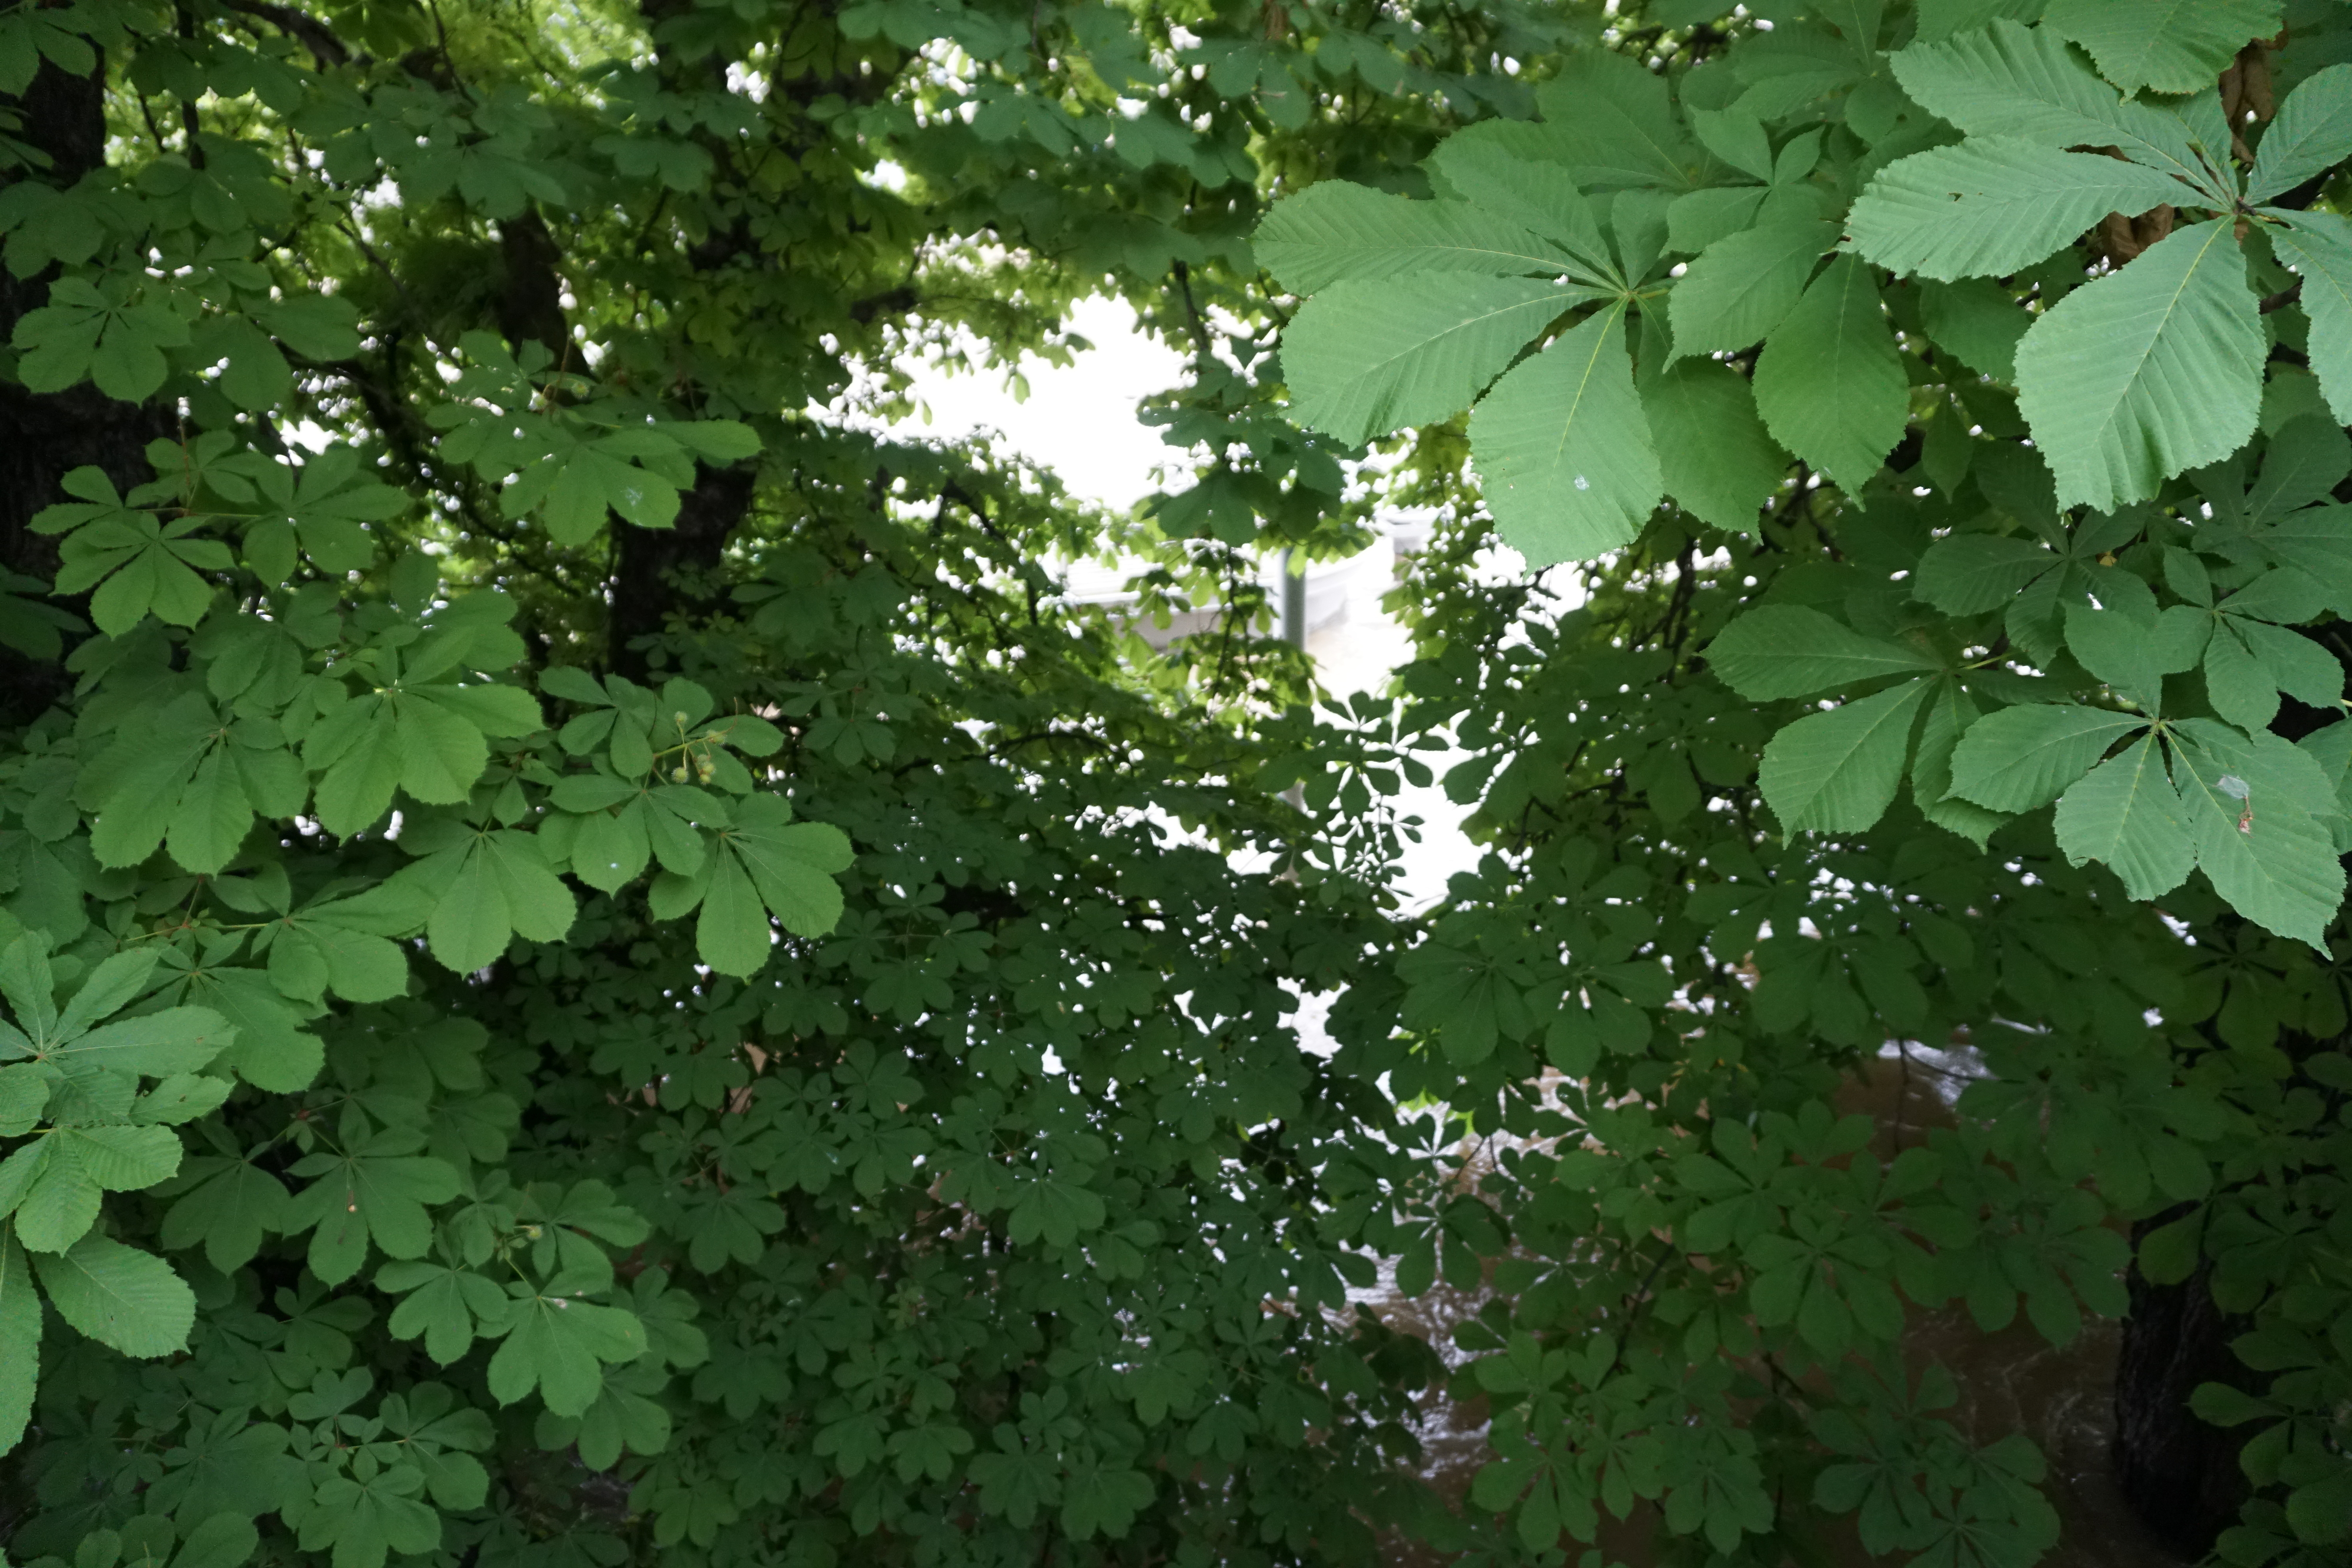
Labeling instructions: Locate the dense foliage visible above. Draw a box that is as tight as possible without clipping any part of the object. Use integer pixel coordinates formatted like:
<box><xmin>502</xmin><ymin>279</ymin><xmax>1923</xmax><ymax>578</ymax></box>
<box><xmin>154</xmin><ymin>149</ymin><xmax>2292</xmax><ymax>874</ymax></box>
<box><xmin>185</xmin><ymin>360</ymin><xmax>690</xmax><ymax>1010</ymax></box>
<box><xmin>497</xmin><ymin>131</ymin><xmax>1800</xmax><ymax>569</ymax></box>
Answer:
<box><xmin>8</xmin><ymin>0</ymin><xmax>2352</xmax><ymax>1564</ymax></box>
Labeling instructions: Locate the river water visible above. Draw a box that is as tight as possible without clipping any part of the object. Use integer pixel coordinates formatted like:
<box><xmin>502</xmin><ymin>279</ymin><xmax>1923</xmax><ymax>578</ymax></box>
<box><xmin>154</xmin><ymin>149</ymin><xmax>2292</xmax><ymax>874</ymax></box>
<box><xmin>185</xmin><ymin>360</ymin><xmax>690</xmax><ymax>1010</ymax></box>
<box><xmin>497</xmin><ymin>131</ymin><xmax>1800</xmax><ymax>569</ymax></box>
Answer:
<box><xmin>1359</xmin><ymin>1054</ymin><xmax>2188</xmax><ymax>1566</ymax></box>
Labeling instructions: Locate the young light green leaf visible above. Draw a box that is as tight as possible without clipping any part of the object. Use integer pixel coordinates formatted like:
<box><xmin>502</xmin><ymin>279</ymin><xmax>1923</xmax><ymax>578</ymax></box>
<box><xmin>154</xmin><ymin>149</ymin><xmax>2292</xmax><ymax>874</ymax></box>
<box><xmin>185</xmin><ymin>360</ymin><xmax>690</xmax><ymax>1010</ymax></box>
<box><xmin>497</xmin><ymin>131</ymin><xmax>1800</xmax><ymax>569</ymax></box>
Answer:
<box><xmin>1847</xmin><ymin>139</ymin><xmax>2190</xmax><ymax>282</ymax></box>
<box><xmin>1759</xmin><ymin>677</ymin><xmax>1935</xmax><ymax>833</ymax></box>
<box><xmin>1279</xmin><ymin>277</ymin><xmax>1577</xmax><ymax>444</ymax></box>
<box><xmin>2043</xmin><ymin>0</ymin><xmax>2280</xmax><ymax>97</ymax></box>
<box><xmin>1947</xmin><ymin>703</ymin><xmax>2147</xmax><ymax>811</ymax></box>
<box><xmin>1706</xmin><ymin>606</ymin><xmax>1942</xmax><ymax>698</ymax></box>
<box><xmin>1752</xmin><ymin>256</ymin><xmax>1910</xmax><ymax>493</ymax></box>
<box><xmin>1468</xmin><ymin>305</ymin><xmax>1663</xmax><ymax>566</ymax></box>
<box><xmin>2053</xmin><ymin>734</ymin><xmax>2194</xmax><ymax>898</ymax></box>
<box><xmin>1668</xmin><ymin>220</ymin><xmax>1835</xmax><ymax>356</ymax></box>
<box><xmin>2014</xmin><ymin>220</ymin><xmax>2263</xmax><ymax>512</ymax></box>
<box><xmin>1252</xmin><ymin>183</ymin><xmax>1575</xmax><ymax>293</ymax></box>
<box><xmin>32</xmin><ymin>1233</ymin><xmax>193</xmax><ymax>1358</ymax></box>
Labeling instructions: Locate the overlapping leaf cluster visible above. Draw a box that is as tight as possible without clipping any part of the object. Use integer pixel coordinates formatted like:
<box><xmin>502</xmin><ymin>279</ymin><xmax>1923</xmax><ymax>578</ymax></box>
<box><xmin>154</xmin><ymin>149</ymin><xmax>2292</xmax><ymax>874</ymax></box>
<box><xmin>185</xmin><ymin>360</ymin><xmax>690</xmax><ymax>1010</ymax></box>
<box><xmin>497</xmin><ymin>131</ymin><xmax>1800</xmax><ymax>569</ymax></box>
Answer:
<box><xmin>0</xmin><ymin>0</ymin><xmax>1556</xmax><ymax>1560</ymax></box>
<box><xmin>1263</xmin><ymin>1</ymin><xmax>2352</xmax><ymax>1563</ymax></box>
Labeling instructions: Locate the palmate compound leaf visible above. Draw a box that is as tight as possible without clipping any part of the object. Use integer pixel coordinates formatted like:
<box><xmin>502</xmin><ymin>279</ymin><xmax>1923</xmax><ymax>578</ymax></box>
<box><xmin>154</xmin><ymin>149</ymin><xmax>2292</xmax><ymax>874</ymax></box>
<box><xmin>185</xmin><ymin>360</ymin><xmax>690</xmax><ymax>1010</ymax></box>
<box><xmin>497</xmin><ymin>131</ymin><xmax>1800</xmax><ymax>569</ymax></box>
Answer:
<box><xmin>2014</xmin><ymin>219</ymin><xmax>2264</xmax><ymax>513</ymax></box>
<box><xmin>2053</xmin><ymin>733</ymin><xmax>2196</xmax><ymax>899</ymax></box>
<box><xmin>30</xmin><ymin>1232</ymin><xmax>194</xmax><ymax>1359</ymax></box>
<box><xmin>302</xmin><ymin>680</ymin><xmax>544</xmax><ymax>838</ymax></box>
<box><xmin>1705</xmin><ymin>605</ymin><xmax>1942</xmax><ymax>699</ymax></box>
<box><xmin>283</xmin><ymin>1135</ymin><xmax>463</xmax><ymax>1285</ymax></box>
<box><xmin>2268</xmin><ymin>211</ymin><xmax>2352</xmax><ymax>426</ymax></box>
<box><xmin>1466</xmin><ymin>303</ymin><xmax>1663</xmax><ymax>567</ymax></box>
<box><xmin>2043</xmin><ymin>0</ymin><xmax>2280</xmax><ymax>98</ymax></box>
<box><xmin>1948</xmin><ymin>703</ymin><xmax>2147</xmax><ymax>812</ymax></box>
<box><xmin>2171</xmin><ymin>718</ymin><xmax>2347</xmax><ymax>947</ymax></box>
<box><xmin>1758</xmin><ymin>676</ymin><xmax>1935</xmax><ymax>833</ymax></box>
<box><xmin>1751</xmin><ymin>255</ymin><xmax>1910</xmax><ymax>493</ymax></box>
<box><xmin>1278</xmin><ymin>276</ymin><xmax>1588</xmax><ymax>445</ymax></box>
<box><xmin>652</xmin><ymin>794</ymin><xmax>854</xmax><ymax>976</ymax></box>
<box><xmin>1846</xmin><ymin>138</ymin><xmax>2191</xmax><ymax>282</ymax></box>
<box><xmin>2248</xmin><ymin>65</ymin><xmax>2352</xmax><ymax>203</ymax></box>
<box><xmin>1251</xmin><ymin>181</ymin><xmax>1581</xmax><ymax>294</ymax></box>
<box><xmin>0</xmin><ymin>1228</ymin><xmax>36</xmax><ymax>1454</ymax></box>
<box><xmin>487</xmin><ymin>1283</ymin><xmax>647</xmax><ymax>1417</ymax></box>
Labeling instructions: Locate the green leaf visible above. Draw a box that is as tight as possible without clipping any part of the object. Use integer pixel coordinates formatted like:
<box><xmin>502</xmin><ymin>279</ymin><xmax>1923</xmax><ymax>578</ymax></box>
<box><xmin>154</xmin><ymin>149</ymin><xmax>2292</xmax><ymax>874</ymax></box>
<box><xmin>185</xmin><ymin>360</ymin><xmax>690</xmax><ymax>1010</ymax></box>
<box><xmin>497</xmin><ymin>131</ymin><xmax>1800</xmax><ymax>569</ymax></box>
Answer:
<box><xmin>2043</xmin><ymin>0</ymin><xmax>2280</xmax><ymax>97</ymax></box>
<box><xmin>161</xmin><ymin>1157</ymin><xmax>290</xmax><ymax>1273</ymax></box>
<box><xmin>11</xmin><ymin>1139</ymin><xmax>98</xmax><ymax>1252</ymax></box>
<box><xmin>696</xmin><ymin>852</ymin><xmax>772</xmax><ymax>977</ymax></box>
<box><xmin>55</xmin><ymin>1006</ymin><xmax>235</xmax><ymax>1076</ymax></box>
<box><xmin>283</xmin><ymin>1141</ymin><xmax>461</xmax><ymax>1285</ymax></box>
<box><xmin>1913</xmin><ymin>532</ymin><xmax>2054</xmax><ymax>613</ymax></box>
<box><xmin>1641</xmin><ymin>360</ymin><xmax>1788</xmax><ymax>529</ymax></box>
<box><xmin>2171</xmin><ymin>720</ymin><xmax>2346</xmax><ymax>947</ymax></box>
<box><xmin>1668</xmin><ymin>219</ymin><xmax>1835</xmax><ymax>356</ymax></box>
<box><xmin>1913</xmin><ymin>679</ymin><xmax>2010</xmax><ymax>845</ymax></box>
<box><xmin>723</xmin><ymin>795</ymin><xmax>853</xmax><ymax>941</ymax></box>
<box><xmin>173</xmin><ymin>1514</ymin><xmax>260</xmax><ymax>1568</ymax></box>
<box><xmin>1279</xmin><ymin>276</ymin><xmax>1577</xmax><ymax>444</ymax></box>
<box><xmin>67</xmin><ymin>1124</ymin><xmax>183</xmax><ymax>1192</ymax></box>
<box><xmin>2014</xmin><ymin>219</ymin><xmax>2263</xmax><ymax>512</ymax></box>
<box><xmin>10</xmin><ymin>276</ymin><xmax>190</xmax><ymax>402</ymax></box>
<box><xmin>1848</xmin><ymin>138</ymin><xmax>2190</xmax><ymax>282</ymax></box>
<box><xmin>1467</xmin><ymin>305</ymin><xmax>1663</xmax><ymax>566</ymax></box>
<box><xmin>417</xmin><ymin>830</ymin><xmax>578</xmax><ymax>974</ymax></box>
<box><xmin>1532</xmin><ymin>50</ymin><xmax>1702</xmax><ymax>190</ymax></box>
<box><xmin>1424</xmin><ymin>135</ymin><xmax>1617</xmax><ymax>280</ymax></box>
<box><xmin>1252</xmin><ymin>182</ymin><xmax>1575</xmax><ymax>293</ymax></box>
<box><xmin>1758</xmin><ymin>677</ymin><xmax>1935</xmax><ymax>833</ymax></box>
<box><xmin>31</xmin><ymin>1233</ymin><xmax>193</xmax><ymax>1358</ymax></box>
<box><xmin>487</xmin><ymin>1289</ymin><xmax>646</xmax><ymax>1417</ymax></box>
<box><xmin>1752</xmin><ymin>256</ymin><xmax>1910</xmax><ymax>493</ymax></box>
<box><xmin>377</xmin><ymin>1259</ymin><xmax>510</xmax><ymax>1364</ymax></box>
<box><xmin>300</xmin><ymin>1469</ymin><xmax>440</xmax><ymax>1568</ymax></box>
<box><xmin>2269</xmin><ymin>212</ymin><xmax>2352</xmax><ymax>426</ymax></box>
<box><xmin>1920</xmin><ymin>278</ymin><xmax>2029</xmax><ymax>380</ymax></box>
<box><xmin>2249</xmin><ymin>65</ymin><xmax>2352</xmax><ymax>202</ymax></box>
<box><xmin>1949</xmin><ymin>703</ymin><xmax>2149</xmax><ymax>814</ymax></box>
<box><xmin>0</xmin><ymin>1229</ymin><xmax>38</xmax><ymax>1455</ymax></box>
<box><xmin>2053</xmin><ymin>733</ymin><xmax>2194</xmax><ymax>898</ymax></box>
<box><xmin>1706</xmin><ymin>606</ymin><xmax>1942</xmax><ymax>698</ymax></box>
<box><xmin>1890</xmin><ymin>19</ymin><xmax>2218</xmax><ymax>189</ymax></box>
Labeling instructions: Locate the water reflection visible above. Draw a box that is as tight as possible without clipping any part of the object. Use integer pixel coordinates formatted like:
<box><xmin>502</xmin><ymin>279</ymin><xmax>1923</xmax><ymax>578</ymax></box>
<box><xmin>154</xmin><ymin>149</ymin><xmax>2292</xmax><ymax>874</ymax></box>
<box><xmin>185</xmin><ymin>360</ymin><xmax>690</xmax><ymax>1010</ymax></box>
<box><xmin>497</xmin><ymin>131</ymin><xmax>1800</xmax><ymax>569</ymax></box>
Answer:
<box><xmin>1361</xmin><ymin>1057</ymin><xmax>2188</xmax><ymax>1566</ymax></box>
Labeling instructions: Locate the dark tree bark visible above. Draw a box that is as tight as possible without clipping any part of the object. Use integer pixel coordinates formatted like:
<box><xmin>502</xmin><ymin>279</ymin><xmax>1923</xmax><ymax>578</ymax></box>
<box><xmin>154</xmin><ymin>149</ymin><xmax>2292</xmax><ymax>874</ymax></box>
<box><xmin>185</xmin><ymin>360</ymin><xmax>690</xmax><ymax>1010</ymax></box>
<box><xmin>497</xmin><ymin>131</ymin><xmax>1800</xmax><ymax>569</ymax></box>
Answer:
<box><xmin>1</xmin><ymin>52</ymin><xmax>173</xmax><ymax>724</ymax></box>
<box><xmin>2114</xmin><ymin>1218</ymin><xmax>2257</xmax><ymax>1556</ymax></box>
<box><xmin>607</xmin><ymin>462</ymin><xmax>756</xmax><ymax>679</ymax></box>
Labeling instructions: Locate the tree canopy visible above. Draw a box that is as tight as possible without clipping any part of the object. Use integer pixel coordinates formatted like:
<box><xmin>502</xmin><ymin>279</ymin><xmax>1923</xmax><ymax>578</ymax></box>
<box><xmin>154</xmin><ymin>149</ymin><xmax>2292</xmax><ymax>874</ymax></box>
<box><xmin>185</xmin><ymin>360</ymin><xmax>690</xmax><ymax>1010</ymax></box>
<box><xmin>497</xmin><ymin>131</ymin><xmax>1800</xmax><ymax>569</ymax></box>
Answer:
<box><xmin>4</xmin><ymin>0</ymin><xmax>2352</xmax><ymax>1564</ymax></box>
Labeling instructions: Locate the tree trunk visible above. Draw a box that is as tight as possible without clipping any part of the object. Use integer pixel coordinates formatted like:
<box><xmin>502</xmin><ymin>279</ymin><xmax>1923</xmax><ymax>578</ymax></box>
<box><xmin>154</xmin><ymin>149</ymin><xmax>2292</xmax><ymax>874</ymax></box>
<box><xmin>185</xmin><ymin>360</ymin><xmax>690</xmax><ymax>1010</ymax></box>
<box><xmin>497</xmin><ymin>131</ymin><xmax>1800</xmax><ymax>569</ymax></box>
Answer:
<box><xmin>606</xmin><ymin>462</ymin><xmax>756</xmax><ymax>678</ymax></box>
<box><xmin>2113</xmin><ymin>1222</ymin><xmax>2255</xmax><ymax>1556</ymax></box>
<box><xmin>1</xmin><ymin>51</ymin><xmax>173</xmax><ymax>724</ymax></box>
